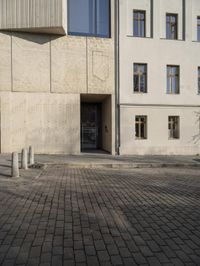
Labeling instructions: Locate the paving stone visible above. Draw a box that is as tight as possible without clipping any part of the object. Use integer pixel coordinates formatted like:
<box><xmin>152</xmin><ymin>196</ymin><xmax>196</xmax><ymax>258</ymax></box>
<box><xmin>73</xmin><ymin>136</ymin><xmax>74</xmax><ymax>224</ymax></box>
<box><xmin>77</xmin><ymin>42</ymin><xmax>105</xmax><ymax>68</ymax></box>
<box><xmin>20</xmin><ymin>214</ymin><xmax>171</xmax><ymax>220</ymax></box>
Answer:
<box><xmin>0</xmin><ymin>165</ymin><xmax>200</xmax><ymax>266</ymax></box>
<box><xmin>111</xmin><ymin>255</ymin><xmax>123</xmax><ymax>265</ymax></box>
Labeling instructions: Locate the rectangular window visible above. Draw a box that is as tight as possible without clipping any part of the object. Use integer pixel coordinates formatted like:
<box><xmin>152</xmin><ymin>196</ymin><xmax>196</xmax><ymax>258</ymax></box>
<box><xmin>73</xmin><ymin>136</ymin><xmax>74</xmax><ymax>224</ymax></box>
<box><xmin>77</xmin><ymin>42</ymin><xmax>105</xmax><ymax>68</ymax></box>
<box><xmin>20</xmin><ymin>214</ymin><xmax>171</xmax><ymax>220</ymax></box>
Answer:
<box><xmin>166</xmin><ymin>14</ymin><xmax>178</xmax><ymax>40</ymax></box>
<box><xmin>134</xmin><ymin>64</ymin><xmax>147</xmax><ymax>93</ymax></box>
<box><xmin>198</xmin><ymin>67</ymin><xmax>200</xmax><ymax>94</ymax></box>
<box><xmin>197</xmin><ymin>17</ymin><xmax>200</xmax><ymax>41</ymax></box>
<box><xmin>135</xmin><ymin>116</ymin><xmax>147</xmax><ymax>139</ymax></box>
<box><xmin>133</xmin><ymin>10</ymin><xmax>146</xmax><ymax>37</ymax></box>
<box><xmin>68</xmin><ymin>0</ymin><xmax>110</xmax><ymax>38</ymax></box>
<box><xmin>167</xmin><ymin>65</ymin><xmax>180</xmax><ymax>94</ymax></box>
<box><xmin>168</xmin><ymin>116</ymin><xmax>180</xmax><ymax>139</ymax></box>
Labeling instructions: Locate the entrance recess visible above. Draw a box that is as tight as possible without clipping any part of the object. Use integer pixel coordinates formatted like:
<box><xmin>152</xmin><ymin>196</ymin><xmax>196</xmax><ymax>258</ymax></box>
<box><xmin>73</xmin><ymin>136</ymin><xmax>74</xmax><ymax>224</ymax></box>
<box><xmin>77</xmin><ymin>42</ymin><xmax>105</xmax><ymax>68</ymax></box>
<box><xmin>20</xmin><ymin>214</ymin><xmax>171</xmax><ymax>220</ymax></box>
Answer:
<box><xmin>81</xmin><ymin>94</ymin><xmax>112</xmax><ymax>153</ymax></box>
<box><xmin>81</xmin><ymin>103</ymin><xmax>102</xmax><ymax>150</ymax></box>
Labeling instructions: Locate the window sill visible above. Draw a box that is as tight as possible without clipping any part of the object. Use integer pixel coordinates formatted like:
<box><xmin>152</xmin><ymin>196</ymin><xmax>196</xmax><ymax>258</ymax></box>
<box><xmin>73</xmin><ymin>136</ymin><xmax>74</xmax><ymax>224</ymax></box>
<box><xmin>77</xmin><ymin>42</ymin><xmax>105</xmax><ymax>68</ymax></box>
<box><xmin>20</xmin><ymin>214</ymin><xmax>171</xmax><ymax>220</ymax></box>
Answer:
<box><xmin>160</xmin><ymin>38</ymin><xmax>184</xmax><ymax>42</ymax></box>
<box><xmin>133</xmin><ymin>92</ymin><xmax>148</xmax><ymax>94</ymax></box>
<box><xmin>68</xmin><ymin>32</ymin><xmax>111</xmax><ymax>38</ymax></box>
<box><xmin>166</xmin><ymin>93</ymin><xmax>180</xmax><ymax>95</ymax></box>
<box><xmin>135</xmin><ymin>138</ymin><xmax>147</xmax><ymax>140</ymax></box>
<box><xmin>168</xmin><ymin>138</ymin><xmax>180</xmax><ymax>140</ymax></box>
<box><xmin>126</xmin><ymin>35</ymin><xmax>152</xmax><ymax>39</ymax></box>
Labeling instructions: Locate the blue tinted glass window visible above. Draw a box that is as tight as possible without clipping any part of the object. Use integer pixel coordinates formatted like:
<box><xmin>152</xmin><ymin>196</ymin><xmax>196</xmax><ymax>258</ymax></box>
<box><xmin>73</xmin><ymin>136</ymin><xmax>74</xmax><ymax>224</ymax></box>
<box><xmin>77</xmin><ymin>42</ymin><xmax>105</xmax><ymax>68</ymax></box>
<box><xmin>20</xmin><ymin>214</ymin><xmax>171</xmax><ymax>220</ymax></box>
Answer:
<box><xmin>68</xmin><ymin>0</ymin><xmax>110</xmax><ymax>38</ymax></box>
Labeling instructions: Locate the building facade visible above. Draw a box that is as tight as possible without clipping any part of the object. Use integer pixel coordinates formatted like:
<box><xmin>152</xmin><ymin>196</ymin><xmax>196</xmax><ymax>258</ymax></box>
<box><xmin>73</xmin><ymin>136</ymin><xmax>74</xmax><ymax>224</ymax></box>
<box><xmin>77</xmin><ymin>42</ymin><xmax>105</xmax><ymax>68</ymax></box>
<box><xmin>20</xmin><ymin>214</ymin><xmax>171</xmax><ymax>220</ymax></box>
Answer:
<box><xmin>0</xmin><ymin>0</ymin><xmax>200</xmax><ymax>155</ymax></box>
<box><xmin>0</xmin><ymin>0</ymin><xmax>116</xmax><ymax>154</ymax></box>
<box><xmin>119</xmin><ymin>0</ymin><xmax>200</xmax><ymax>155</ymax></box>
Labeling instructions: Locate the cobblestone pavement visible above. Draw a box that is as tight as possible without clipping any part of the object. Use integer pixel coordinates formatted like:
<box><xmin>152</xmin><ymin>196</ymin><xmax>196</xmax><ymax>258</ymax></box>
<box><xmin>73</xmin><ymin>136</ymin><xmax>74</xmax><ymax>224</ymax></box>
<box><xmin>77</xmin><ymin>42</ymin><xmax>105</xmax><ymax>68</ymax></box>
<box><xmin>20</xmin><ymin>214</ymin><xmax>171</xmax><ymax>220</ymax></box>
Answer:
<box><xmin>0</xmin><ymin>166</ymin><xmax>200</xmax><ymax>266</ymax></box>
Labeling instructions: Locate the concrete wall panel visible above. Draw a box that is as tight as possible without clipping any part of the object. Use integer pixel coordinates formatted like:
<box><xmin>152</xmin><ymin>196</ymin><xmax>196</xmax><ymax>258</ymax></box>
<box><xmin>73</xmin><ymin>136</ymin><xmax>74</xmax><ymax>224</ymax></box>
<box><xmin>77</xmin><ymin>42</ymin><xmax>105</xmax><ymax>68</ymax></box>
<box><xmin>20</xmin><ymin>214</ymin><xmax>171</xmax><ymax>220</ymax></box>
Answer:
<box><xmin>51</xmin><ymin>36</ymin><xmax>87</xmax><ymax>93</ymax></box>
<box><xmin>0</xmin><ymin>32</ymin><xmax>11</xmax><ymax>91</ymax></box>
<box><xmin>102</xmin><ymin>96</ymin><xmax>112</xmax><ymax>153</ymax></box>
<box><xmin>12</xmin><ymin>33</ymin><xmax>50</xmax><ymax>93</ymax></box>
<box><xmin>0</xmin><ymin>0</ymin><xmax>64</xmax><ymax>34</ymax></box>
<box><xmin>88</xmin><ymin>38</ymin><xmax>114</xmax><ymax>94</ymax></box>
<box><xmin>0</xmin><ymin>92</ymin><xmax>80</xmax><ymax>154</ymax></box>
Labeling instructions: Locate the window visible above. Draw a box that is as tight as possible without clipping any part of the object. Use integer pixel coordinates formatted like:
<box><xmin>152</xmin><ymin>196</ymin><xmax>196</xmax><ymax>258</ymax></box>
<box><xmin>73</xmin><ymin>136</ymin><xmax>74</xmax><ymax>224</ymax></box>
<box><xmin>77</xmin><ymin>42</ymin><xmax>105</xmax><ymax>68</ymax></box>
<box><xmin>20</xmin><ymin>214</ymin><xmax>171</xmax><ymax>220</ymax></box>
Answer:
<box><xmin>168</xmin><ymin>116</ymin><xmax>180</xmax><ymax>139</ymax></box>
<box><xmin>198</xmin><ymin>67</ymin><xmax>200</xmax><ymax>94</ymax></box>
<box><xmin>197</xmin><ymin>17</ymin><xmax>200</xmax><ymax>41</ymax></box>
<box><xmin>135</xmin><ymin>116</ymin><xmax>147</xmax><ymax>139</ymax></box>
<box><xmin>134</xmin><ymin>64</ymin><xmax>147</xmax><ymax>93</ymax></box>
<box><xmin>68</xmin><ymin>0</ymin><xmax>110</xmax><ymax>38</ymax></box>
<box><xmin>167</xmin><ymin>65</ymin><xmax>180</xmax><ymax>94</ymax></box>
<box><xmin>166</xmin><ymin>14</ymin><xmax>178</xmax><ymax>40</ymax></box>
<box><xmin>133</xmin><ymin>10</ymin><xmax>146</xmax><ymax>37</ymax></box>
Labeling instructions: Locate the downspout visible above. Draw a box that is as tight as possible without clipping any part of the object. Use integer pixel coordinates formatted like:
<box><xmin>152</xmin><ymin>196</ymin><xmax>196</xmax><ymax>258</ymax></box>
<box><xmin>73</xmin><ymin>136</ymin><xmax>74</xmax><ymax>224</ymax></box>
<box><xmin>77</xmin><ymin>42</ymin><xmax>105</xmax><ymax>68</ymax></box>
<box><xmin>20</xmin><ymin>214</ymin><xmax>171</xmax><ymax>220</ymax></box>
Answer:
<box><xmin>115</xmin><ymin>0</ymin><xmax>120</xmax><ymax>155</ymax></box>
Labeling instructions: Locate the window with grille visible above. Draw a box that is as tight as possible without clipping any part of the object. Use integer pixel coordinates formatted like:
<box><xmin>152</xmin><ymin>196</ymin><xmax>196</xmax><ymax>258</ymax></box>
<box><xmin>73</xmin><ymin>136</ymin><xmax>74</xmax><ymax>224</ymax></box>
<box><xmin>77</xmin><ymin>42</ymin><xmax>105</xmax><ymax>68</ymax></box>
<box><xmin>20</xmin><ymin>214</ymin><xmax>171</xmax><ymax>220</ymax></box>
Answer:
<box><xmin>197</xmin><ymin>17</ymin><xmax>200</xmax><ymax>41</ymax></box>
<box><xmin>168</xmin><ymin>116</ymin><xmax>180</xmax><ymax>139</ymax></box>
<box><xmin>133</xmin><ymin>10</ymin><xmax>146</xmax><ymax>37</ymax></box>
<box><xmin>167</xmin><ymin>65</ymin><xmax>180</xmax><ymax>94</ymax></box>
<box><xmin>166</xmin><ymin>14</ymin><xmax>178</xmax><ymax>40</ymax></box>
<box><xmin>135</xmin><ymin>116</ymin><xmax>147</xmax><ymax>139</ymax></box>
<box><xmin>198</xmin><ymin>67</ymin><xmax>200</xmax><ymax>94</ymax></box>
<box><xmin>134</xmin><ymin>64</ymin><xmax>147</xmax><ymax>93</ymax></box>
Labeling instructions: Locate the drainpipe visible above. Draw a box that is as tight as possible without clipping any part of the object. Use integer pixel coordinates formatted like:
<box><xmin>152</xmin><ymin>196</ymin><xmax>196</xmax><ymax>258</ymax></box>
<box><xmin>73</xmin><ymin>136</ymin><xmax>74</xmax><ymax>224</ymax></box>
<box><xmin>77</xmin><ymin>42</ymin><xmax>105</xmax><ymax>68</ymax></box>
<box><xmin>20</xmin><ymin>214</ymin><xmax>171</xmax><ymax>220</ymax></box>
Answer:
<box><xmin>115</xmin><ymin>0</ymin><xmax>120</xmax><ymax>155</ymax></box>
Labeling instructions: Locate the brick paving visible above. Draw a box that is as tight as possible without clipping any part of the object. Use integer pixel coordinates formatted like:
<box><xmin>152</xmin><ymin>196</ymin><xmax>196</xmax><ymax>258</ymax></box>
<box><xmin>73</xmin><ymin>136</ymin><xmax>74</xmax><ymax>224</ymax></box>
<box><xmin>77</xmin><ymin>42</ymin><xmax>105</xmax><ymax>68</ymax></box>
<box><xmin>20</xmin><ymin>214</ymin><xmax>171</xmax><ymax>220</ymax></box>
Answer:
<box><xmin>0</xmin><ymin>166</ymin><xmax>200</xmax><ymax>265</ymax></box>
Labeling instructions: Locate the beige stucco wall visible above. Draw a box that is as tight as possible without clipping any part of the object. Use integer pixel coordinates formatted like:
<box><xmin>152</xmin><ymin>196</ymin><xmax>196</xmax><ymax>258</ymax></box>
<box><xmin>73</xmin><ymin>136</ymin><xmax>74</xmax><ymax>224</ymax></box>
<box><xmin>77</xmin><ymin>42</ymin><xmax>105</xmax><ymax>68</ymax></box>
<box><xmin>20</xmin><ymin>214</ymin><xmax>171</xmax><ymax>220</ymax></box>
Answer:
<box><xmin>120</xmin><ymin>106</ymin><xmax>200</xmax><ymax>155</ymax></box>
<box><xmin>119</xmin><ymin>0</ymin><xmax>200</xmax><ymax>155</ymax></box>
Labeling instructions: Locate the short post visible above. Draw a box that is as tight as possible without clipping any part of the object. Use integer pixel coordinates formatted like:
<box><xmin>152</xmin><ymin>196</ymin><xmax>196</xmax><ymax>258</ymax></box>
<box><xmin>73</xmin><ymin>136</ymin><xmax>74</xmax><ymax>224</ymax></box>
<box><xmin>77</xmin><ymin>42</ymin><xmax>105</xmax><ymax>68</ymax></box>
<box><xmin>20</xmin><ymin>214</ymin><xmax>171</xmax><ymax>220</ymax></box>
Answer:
<box><xmin>28</xmin><ymin>146</ymin><xmax>34</xmax><ymax>165</ymax></box>
<box><xmin>12</xmin><ymin>152</ymin><xmax>19</xmax><ymax>178</ymax></box>
<box><xmin>21</xmin><ymin>148</ymin><xmax>28</xmax><ymax>170</ymax></box>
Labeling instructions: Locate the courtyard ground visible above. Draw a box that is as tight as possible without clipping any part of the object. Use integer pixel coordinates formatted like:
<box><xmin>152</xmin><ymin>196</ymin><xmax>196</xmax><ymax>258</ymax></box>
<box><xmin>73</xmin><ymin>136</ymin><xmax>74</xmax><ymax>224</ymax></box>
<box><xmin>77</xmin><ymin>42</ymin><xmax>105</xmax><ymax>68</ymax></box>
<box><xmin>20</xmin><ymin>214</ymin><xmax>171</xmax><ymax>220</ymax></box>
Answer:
<box><xmin>0</xmin><ymin>160</ymin><xmax>200</xmax><ymax>266</ymax></box>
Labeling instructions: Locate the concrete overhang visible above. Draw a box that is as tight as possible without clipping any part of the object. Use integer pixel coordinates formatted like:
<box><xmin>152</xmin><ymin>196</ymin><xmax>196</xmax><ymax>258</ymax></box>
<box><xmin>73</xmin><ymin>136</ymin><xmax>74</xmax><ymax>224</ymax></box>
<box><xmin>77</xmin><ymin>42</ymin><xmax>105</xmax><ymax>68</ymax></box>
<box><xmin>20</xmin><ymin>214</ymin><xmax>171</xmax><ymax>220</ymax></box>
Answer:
<box><xmin>0</xmin><ymin>0</ymin><xmax>67</xmax><ymax>35</ymax></box>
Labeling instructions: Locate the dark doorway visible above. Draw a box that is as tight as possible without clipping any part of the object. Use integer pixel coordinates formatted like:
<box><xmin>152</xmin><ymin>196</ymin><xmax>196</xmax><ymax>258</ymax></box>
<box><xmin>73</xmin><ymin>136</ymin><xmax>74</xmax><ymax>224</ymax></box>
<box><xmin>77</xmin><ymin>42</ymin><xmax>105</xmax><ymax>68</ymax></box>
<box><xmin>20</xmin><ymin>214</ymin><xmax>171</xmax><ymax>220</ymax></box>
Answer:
<box><xmin>81</xmin><ymin>103</ymin><xmax>102</xmax><ymax>150</ymax></box>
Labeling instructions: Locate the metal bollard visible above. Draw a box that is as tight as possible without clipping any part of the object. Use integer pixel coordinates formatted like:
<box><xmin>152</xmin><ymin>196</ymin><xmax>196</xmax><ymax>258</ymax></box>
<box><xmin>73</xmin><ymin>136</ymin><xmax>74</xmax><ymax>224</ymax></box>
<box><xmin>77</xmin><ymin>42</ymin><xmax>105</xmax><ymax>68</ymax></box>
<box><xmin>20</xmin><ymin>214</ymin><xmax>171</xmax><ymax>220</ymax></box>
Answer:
<box><xmin>28</xmin><ymin>146</ymin><xmax>34</xmax><ymax>165</ymax></box>
<box><xmin>12</xmin><ymin>152</ymin><xmax>19</xmax><ymax>177</ymax></box>
<box><xmin>21</xmin><ymin>148</ymin><xmax>28</xmax><ymax>170</ymax></box>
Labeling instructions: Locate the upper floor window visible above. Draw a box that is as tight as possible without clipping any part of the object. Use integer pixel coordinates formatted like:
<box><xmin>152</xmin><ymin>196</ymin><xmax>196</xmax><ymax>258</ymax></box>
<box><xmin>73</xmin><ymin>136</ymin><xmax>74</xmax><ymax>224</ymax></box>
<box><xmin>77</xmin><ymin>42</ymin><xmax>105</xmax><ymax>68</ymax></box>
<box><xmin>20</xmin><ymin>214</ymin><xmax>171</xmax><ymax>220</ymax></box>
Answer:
<box><xmin>68</xmin><ymin>0</ymin><xmax>110</xmax><ymax>38</ymax></box>
<box><xmin>197</xmin><ymin>17</ymin><xmax>200</xmax><ymax>41</ymax></box>
<box><xmin>168</xmin><ymin>116</ymin><xmax>180</xmax><ymax>139</ymax></box>
<box><xmin>167</xmin><ymin>65</ymin><xmax>180</xmax><ymax>94</ymax></box>
<box><xmin>166</xmin><ymin>14</ymin><xmax>178</xmax><ymax>40</ymax></box>
<box><xmin>198</xmin><ymin>67</ymin><xmax>200</xmax><ymax>94</ymax></box>
<box><xmin>134</xmin><ymin>64</ymin><xmax>147</xmax><ymax>93</ymax></box>
<box><xmin>133</xmin><ymin>10</ymin><xmax>146</xmax><ymax>37</ymax></box>
<box><xmin>135</xmin><ymin>116</ymin><xmax>147</xmax><ymax>139</ymax></box>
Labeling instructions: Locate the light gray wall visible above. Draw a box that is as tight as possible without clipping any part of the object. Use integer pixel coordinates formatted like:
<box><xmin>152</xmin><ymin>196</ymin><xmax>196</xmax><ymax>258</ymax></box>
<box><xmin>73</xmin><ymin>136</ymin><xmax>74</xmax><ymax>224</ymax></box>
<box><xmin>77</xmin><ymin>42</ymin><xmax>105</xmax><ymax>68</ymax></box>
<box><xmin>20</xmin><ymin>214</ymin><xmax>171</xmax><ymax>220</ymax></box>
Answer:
<box><xmin>119</xmin><ymin>0</ymin><xmax>200</xmax><ymax>155</ymax></box>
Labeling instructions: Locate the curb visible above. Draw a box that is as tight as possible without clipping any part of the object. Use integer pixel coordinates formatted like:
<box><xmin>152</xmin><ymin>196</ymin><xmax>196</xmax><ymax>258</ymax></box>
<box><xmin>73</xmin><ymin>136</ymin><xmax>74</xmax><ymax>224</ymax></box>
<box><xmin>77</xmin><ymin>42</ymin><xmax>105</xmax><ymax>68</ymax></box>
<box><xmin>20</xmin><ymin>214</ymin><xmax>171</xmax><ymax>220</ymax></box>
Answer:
<box><xmin>41</xmin><ymin>162</ymin><xmax>200</xmax><ymax>169</ymax></box>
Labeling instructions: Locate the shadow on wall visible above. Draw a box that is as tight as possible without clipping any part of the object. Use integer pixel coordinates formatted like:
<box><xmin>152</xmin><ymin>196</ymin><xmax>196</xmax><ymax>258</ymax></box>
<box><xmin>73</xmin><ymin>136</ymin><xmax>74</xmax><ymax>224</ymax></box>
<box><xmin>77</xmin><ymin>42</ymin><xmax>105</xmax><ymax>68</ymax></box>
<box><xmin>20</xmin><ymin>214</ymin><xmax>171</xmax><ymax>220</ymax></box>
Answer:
<box><xmin>192</xmin><ymin>111</ymin><xmax>200</xmax><ymax>144</ymax></box>
<box><xmin>1</xmin><ymin>31</ymin><xmax>62</xmax><ymax>44</ymax></box>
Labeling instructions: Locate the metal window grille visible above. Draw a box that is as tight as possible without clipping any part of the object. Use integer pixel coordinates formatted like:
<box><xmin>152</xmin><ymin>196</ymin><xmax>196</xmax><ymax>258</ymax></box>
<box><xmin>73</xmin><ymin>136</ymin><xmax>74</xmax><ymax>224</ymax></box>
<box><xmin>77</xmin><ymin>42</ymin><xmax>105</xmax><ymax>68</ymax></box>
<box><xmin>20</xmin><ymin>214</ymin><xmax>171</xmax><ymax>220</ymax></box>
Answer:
<box><xmin>167</xmin><ymin>65</ymin><xmax>179</xmax><ymax>94</ymax></box>
<box><xmin>166</xmin><ymin>14</ymin><xmax>178</xmax><ymax>40</ymax></box>
<box><xmin>133</xmin><ymin>10</ymin><xmax>146</xmax><ymax>37</ymax></box>
<box><xmin>168</xmin><ymin>116</ymin><xmax>180</xmax><ymax>139</ymax></box>
<box><xmin>135</xmin><ymin>116</ymin><xmax>147</xmax><ymax>139</ymax></box>
<box><xmin>134</xmin><ymin>64</ymin><xmax>147</xmax><ymax>93</ymax></box>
